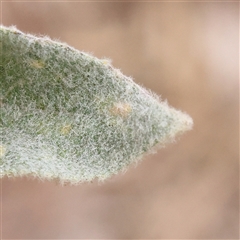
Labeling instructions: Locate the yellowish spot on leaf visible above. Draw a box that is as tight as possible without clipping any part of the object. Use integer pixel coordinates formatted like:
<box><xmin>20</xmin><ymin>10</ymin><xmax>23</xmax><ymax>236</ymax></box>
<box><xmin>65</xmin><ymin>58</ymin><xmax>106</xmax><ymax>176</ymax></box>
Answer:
<box><xmin>0</xmin><ymin>145</ymin><xmax>6</xmax><ymax>157</ymax></box>
<box><xmin>30</xmin><ymin>59</ymin><xmax>45</xmax><ymax>69</ymax></box>
<box><xmin>61</xmin><ymin>125</ymin><xmax>72</xmax><ymax>135</ymax></box>
<box><xmin>110</xmin><ymin>102</ymin><xmax>132</xmax><ymax>118</ymax></box>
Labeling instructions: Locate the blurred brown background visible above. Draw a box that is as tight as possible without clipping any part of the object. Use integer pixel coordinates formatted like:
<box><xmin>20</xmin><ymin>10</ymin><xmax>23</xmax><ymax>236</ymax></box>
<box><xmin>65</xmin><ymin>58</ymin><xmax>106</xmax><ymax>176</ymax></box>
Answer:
<box><xmin>1</xmin><ymin>1</ymin><xmax>239</xmax><ymax>239</ymax></box>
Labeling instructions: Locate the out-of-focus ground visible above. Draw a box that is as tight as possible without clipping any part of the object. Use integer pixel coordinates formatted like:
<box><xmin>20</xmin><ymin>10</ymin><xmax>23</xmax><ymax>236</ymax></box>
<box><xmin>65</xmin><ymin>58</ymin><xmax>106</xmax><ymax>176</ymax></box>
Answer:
<box><xmin>1</xmin><ymin>2</ymin><xmax>239</xmax><ymax>239</ymax></box>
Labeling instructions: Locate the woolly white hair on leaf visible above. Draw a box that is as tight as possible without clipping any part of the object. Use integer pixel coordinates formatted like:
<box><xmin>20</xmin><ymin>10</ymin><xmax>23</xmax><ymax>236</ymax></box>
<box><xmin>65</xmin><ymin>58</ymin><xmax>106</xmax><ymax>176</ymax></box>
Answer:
<box><xmin>0</xmin><ymin>25</ymin><xmax>193</xmax><ymax>184</ymax></box>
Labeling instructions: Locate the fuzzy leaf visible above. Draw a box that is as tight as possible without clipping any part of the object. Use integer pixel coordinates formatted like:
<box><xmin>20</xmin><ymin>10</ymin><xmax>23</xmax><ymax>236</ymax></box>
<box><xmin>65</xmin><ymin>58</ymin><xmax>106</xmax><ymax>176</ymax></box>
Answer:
<box><xmin>0</xmin><ymin>26</ymin><xmax>193</xmax><ymax>184</ymax></box>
